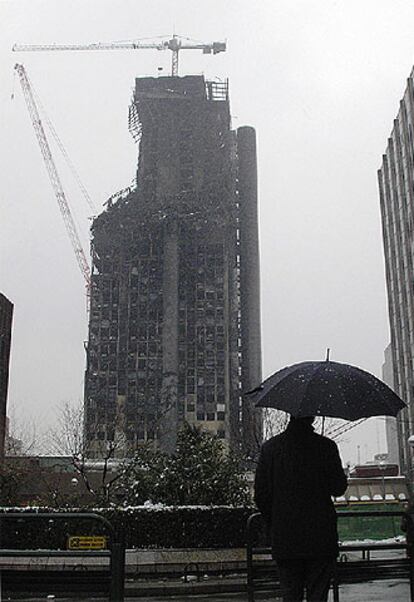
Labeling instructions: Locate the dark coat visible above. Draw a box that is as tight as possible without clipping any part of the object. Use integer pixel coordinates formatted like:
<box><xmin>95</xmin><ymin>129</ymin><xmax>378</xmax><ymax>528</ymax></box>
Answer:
<box><xmin>254</xmin><ymin>420</ymin><xmax>348</xmax><ymax>559</ymax></box>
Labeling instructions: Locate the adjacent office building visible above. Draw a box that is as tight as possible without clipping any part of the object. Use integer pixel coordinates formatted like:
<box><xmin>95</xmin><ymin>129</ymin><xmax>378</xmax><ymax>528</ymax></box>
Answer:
<box><xmin>84</xmin><ymin>75</ymin><xmax>262</xmax><ymax>457</ymax></box>
<box><xmin>0</xmin><ymin>293</ymin><xmax>13</xmax><ymax>461</ymax></box>
<box><xmin>378</xmin><ymin>67</ymin><xmax>414</xmax><ymax>476</ymax></box>
<box><xmin>382</xmin><ymin>344</ymin><xmax>399</xmax><ymax>467</ymax></box>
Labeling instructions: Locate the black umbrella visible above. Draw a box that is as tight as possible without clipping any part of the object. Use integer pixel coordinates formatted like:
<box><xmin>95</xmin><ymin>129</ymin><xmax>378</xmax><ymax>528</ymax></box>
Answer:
<box><xmin>248</xmin><ymin>360</ymin><xmax>406</xmax><ymax>420</ymax></box>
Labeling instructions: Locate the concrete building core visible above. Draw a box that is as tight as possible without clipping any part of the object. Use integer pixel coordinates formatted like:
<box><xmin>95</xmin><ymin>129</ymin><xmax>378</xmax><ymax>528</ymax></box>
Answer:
<box><xmin>378</xmin><ymin>67</ymin><xmax>414</xmax><ymax>477</ymax></box>
<box><xmin>0</xmin><ymin>292</ymin><xmax>13</xmax><ymax>461</ymax></box>
<box><xmin>84</xmin><ymin>75</ymin><xmax>262</xmax><ymax>458</ymax></box>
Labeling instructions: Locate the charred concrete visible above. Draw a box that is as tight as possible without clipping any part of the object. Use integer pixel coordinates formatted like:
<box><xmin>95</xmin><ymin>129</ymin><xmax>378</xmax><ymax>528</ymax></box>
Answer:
<box><xmin>84</xmin><ymin>75</ymin><xmax>262</xmax><ymax>458</ymax></box>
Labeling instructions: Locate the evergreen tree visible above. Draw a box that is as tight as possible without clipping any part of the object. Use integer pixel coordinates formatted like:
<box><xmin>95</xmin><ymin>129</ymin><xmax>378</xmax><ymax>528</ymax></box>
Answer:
<box><xmin>120</xmin><ymin>423</ymin><xmax>250</xmax><ymax>506</ymax></box>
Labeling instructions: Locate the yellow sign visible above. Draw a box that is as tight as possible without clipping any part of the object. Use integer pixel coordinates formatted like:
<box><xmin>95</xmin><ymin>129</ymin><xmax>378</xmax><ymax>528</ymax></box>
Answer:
<box><xmin>68</xmin><ymin>536</ymin><xmax>107</xmax><ymax>550</ymax></box>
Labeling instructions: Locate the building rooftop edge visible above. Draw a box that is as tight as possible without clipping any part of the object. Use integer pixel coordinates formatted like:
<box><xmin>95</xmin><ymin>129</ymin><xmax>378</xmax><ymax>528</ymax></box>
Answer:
<box><xmin>0</xmin><ymin>292</ymin><xmax>13</xmax><ymax>307</ymax></box>
<box><xmin>379</xmin><ymin>66</ymin><xmax>414</xmax><ymax>166</ymax></box>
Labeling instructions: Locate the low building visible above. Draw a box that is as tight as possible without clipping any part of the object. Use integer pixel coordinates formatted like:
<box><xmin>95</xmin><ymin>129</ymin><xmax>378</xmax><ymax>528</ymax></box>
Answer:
<box><xmin>2</xmin><ymin>455</ymin><xmax>122</xmax><ymax>506</ymax></box>
<box><xmin>335</xmin><ymin>476</ymin><xmax>408</xmax><ymax>505</ymax></box>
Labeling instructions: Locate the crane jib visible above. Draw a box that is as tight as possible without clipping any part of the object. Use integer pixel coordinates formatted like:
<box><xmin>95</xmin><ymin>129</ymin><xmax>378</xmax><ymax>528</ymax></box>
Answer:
<box><xmin>12</xmin><ymin>35</ymin><xmax>227</xmax><ymax>76</ymax></box>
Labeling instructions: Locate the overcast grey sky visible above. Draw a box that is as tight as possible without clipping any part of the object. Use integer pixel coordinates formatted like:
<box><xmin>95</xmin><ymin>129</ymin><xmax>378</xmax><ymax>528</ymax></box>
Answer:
<box><xmin>1</xmin><ymin>0</ymin><xmax>413</xmax><ymax>463</ymax></box>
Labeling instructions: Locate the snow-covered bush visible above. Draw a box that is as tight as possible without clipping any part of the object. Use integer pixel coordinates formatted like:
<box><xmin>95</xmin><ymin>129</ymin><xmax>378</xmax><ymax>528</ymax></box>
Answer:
<box><xmin>0</xmin><ymin>505</ymin><xmax>254</xmax><ymax>549</ymax></box>
<box><xmin>114</xmin><ymin>423</ymin><xmax>250</xmax><ymax>506</ymax></box>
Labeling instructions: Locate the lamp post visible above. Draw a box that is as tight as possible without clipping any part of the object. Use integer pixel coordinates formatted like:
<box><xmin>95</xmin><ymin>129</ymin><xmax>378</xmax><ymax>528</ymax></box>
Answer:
<box><xmin>407</xmin><ymin>436</ymin><xmax>414</xmax><ymax>496</ymax></box>
<box><xmin>379</xmin><ymin>460</ymin><xmax>386</xmax><ymax>508</ymax></box>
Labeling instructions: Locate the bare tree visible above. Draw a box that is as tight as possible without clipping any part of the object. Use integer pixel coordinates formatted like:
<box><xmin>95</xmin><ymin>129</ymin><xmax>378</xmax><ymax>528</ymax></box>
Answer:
<box><xmin>47</xmin><ymin>400</ymin><xmax>85</xmax><ymax>457</ymax></box>
<box><xmin>259</xmin><ymin>410</ymin><xmax>354</xmax><ymax>456</ymax></box>
<box><xmin>262</xmin><ymin>408</ymin><xmax>290</xmax><ymax>439</ymax></box>
<box><xmin>5</xmin><ymin>402</ymin><xmax>41</xmax><ymax>456</ymax></box>
<box><xmin>45</xmin><ymin>401</ymin><xmax>137</xmax><ymax>505</ymax></box>
<box><xmin>1</xmin><ymin>403</ymin><xmax>47</xmax><ymax>505</ymax></box>
<box><xmin>245</xmin><ymin>409</ymin><xmax>289</xmax><ymax>464</ymax></box>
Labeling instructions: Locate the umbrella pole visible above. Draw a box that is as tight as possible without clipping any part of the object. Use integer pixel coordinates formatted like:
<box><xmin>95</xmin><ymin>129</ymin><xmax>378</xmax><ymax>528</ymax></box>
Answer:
<box><xmin>323</xmin><ymin>350</ymin><xmax>329</xmax><ymax>436</ymax></box>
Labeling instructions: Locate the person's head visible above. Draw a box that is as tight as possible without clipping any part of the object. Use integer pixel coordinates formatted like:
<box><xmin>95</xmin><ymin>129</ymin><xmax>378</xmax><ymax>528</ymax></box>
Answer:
<box><xmin>289</xmin><ymin>416</ymin><xmax>315</xmax><ymax>426</ymax></box>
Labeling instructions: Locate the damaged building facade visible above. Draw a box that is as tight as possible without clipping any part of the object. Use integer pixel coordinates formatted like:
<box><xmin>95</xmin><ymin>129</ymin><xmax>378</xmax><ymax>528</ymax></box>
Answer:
<box><xmin>84</xmin><ymin>75</ymin><xmax>262</xmax><ymax>458</ymax></box>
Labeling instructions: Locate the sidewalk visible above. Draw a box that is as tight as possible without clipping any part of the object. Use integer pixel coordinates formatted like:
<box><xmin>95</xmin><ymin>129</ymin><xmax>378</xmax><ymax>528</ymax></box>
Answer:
<box><xmin>337</xmin><ymin>579</ymin><xmax>409</xmax><ymax>601</ymax></box>
<box><xmin>129</xmin><ymin>579</ymin><xmax>410</xmax><ymax>601</ymax></box>
<box><xmin>3</xmin><ymin>579</ymin><xmax>410</xmax><ymax>601</ymax></box>
<box><xmin>124</xmin><ymin>573</ymin><xmax>410</xmax><ymax>601</ymax></box>
<box><xmin>124</xmin><ymin>580</ymin><xmax>411</xmax><ymax>601</ymax></box>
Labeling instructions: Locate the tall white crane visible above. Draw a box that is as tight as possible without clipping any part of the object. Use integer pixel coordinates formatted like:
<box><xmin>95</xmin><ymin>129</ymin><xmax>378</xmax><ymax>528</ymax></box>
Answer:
<box><xmin>12</xmin><ymin>34</ymin><xmax>226</xmax><ymax>77</ymax></box>
<box><xmin>14</xmin><ymin>63</ymin><xmax>91</xmax><ymax>289</ymax></box>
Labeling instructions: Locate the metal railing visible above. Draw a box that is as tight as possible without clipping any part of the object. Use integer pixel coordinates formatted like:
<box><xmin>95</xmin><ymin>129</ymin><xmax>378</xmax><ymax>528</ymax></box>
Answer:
<box><xmin>334</xmin><ymin>509</ymin><xmax>414</xmax><ymax>602</ymax></box>
<box><xmin>0</xmin><ymin>511</ymin><xmax>125</xmax><ymax>601</ymax></box>
<box><xmin>247</xmin><ymin>509</ymin><xmax>414</xmax><ymax>602</ymax></box>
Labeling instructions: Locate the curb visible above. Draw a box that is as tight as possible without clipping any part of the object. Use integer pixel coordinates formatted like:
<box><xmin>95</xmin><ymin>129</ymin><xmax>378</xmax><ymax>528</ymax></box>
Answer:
<box><xmin>125</xmin><ymin>577</ymin><xmax>247</xmax><ymax>596</ymax></box>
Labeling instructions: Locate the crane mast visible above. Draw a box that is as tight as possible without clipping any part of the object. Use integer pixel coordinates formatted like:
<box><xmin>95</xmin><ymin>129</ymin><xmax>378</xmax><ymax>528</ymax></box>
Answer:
<box><xmin>14</xmin><ymin>63</ymin><xmax>91</xmax><ymax>288</ymax></box>
<box><xmin>12</xmin><ymin>35</ymin><xmax>226</xmax><ymax>77</ymax></box>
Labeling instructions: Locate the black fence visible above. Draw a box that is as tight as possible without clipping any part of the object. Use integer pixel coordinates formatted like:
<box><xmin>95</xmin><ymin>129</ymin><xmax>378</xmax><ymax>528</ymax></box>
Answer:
<box><xmin>247</xmin><ymin>509</ymin><xmax>414</xmax><ymax>602</ymax></box>
<box><xmin>0</xmin><ymin>511</ymin><xmax>125</xmax><ymax>601</ymax></box>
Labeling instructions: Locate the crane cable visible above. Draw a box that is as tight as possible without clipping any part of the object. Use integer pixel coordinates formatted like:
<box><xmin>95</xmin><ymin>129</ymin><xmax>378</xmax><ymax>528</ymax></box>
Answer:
<box><xmin>14</xmin><ymin>63</ymin><xmax>91</xmax><ymax>288</ymax></box>
<box><xmin>30</xmin><ymin>84</ymin><xmax>97</xmax><ymax>214</ymax></box>
<box><xmin>11</xmin><ymin>66</ymin><xmax>97</xmax><ymax>215</ymax></box>
<box><xmin>327</xmin><ymin>417</ymin><xmax>369</xmax><ymax>441</ymax></box>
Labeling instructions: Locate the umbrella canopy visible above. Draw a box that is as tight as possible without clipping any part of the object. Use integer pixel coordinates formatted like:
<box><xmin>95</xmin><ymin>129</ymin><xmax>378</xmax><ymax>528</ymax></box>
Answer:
<box><xmin>248</xmin><ymin>360</ymin><xmax>406</xmax><ymax>420</ymax></box>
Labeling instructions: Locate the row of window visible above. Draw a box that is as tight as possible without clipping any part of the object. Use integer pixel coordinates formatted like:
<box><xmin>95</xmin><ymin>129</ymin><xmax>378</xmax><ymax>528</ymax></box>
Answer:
<box><xmin>88</xmin><ymin>426</ymin><xmax>227</xmax><ymax>443</ymax></box>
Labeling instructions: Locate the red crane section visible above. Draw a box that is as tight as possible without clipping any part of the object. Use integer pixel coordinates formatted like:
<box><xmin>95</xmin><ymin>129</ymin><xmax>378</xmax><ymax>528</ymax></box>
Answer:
<box><xmin>14</xmin><ymin>63</ymin><xmax>91</xmax><ymax>289</ymax></box>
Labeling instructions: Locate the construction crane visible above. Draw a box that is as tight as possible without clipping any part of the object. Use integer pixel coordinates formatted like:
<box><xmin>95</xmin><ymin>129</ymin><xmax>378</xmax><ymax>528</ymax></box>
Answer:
<box><xmin>14</xmin><ymin>63</ymin><xmax>91</xmax><ymax>289</ymax></box>
<box><xmin>12</xmin><ymin>34</ymin><xmax>226</xmax><ymax>77</ymax></box>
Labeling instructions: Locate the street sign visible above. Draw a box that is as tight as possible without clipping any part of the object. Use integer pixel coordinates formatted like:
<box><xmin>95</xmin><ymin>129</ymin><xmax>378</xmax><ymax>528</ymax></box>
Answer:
<box><xmin>67</xmin><ymin>535</ymin><xmax>107</xmax><ymax>550</ymax></box>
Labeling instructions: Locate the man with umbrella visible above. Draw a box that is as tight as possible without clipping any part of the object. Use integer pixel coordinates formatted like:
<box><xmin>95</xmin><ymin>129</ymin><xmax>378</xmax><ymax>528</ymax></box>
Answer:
<box><xmin>251</xmin><ymin>357</ymin><xmax>405</xmax><ymax>602</ymax></box>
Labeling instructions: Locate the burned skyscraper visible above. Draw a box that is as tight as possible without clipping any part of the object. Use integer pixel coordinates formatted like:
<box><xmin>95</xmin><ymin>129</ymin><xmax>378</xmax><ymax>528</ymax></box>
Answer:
<box><xmin>84</xmin><ymin>75</ymin><xmax>261</xmax><ymax>457</ymax></box>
